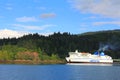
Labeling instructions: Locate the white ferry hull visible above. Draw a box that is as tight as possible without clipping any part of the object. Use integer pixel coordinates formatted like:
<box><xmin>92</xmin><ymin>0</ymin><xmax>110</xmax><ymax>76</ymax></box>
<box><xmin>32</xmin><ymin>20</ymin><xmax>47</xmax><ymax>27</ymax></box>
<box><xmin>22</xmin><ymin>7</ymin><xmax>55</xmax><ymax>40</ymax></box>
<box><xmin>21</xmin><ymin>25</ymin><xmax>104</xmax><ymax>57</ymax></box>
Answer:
<box><xmin>66</xmin><ymin>50</ymin><xmax>113</xmax><ymax>64</ymax></box>
<box><xmin>66</xmin><ymin>57</ymin><xmax>113</xmax><ymax>64</ymax></box>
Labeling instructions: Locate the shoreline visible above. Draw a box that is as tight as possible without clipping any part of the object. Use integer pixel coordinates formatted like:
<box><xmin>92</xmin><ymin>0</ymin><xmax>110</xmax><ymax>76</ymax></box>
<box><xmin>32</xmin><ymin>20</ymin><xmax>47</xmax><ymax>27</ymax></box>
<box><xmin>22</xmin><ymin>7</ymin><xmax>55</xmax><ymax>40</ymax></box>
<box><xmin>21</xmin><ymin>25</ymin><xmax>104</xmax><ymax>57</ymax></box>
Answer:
<box><xmin>0</xmin><ymin>59</ymin><xmax>120</xmax><ymax>65</ymax></box>
<box><xmin>0</xmin><ymin>59</ymin><xmax>66</xmax><ymax>64</ymax></box>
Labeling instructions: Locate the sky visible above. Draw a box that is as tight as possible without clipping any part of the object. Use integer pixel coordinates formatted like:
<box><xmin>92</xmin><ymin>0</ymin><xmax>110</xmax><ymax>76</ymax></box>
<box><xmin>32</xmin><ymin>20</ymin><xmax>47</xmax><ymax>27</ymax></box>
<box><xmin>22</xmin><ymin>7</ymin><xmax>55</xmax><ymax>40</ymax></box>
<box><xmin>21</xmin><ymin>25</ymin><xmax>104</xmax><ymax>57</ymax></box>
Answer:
<box><xmin>0</xmin><ymin>0</ymin><xmax>120</xmax><ymax>38</ymax></box>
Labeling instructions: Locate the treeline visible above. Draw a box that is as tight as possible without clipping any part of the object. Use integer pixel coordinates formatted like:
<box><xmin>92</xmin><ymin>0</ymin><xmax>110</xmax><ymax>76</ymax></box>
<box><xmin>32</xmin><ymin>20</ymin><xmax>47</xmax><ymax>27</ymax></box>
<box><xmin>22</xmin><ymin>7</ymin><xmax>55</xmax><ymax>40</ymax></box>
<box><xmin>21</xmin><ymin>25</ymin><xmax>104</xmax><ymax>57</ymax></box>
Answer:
<box><xmin>0</xmin><ymin>30</ymin><xmax>120</xmax><ymax>62</ymax></box>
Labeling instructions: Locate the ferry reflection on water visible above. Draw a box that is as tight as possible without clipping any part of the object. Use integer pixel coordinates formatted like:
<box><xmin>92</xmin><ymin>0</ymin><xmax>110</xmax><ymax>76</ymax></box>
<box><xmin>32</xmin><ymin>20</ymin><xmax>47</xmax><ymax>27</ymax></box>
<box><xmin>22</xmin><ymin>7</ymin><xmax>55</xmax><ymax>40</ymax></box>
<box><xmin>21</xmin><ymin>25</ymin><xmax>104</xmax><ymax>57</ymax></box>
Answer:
<box><xmin>66</xmin><ymin>63</ymin><xmax>113</xmax><ymax>66</ymax></box>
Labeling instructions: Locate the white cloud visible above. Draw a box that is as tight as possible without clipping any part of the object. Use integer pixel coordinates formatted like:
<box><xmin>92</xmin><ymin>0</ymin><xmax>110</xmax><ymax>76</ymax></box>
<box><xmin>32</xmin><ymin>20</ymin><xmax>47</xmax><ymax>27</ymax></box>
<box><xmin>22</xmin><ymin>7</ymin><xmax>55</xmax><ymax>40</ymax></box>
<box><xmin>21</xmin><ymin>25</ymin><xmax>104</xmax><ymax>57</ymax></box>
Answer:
<box><xmin>69</xmin><ymin>0</ymin><xmax>120</xmax><ymax>18</ymax></box>
<box><xmin>0</xmin><ymin>29</ymin><xmax>28</xmax><ymax>39</ymax></box>
<box><xmin>40</xmin><ymin>13</ymin><xmax>56</xmax><ymax>19</ymax></box>
<box><xmin>0</xmin><ymin>29</ymin><xmax>54</xmax><ymax>39</ymax></box>
<box><xmin>16</xmin><ymin>16</ymin><xmax>38</xmax><ymax>22</ymax></box>
<box><xmin>93</xmin><ymin>21</ymin><xmax>120</xmax><ymax>26</ymax></box>
<box><xmin>5</xmin><ymin>3</ymin><xmax>13</xmax><ymax>10</ymax></box>
<box><xmin>12</xmin><ymin>24</ymin><xmax>56</xmax><ymax>31</ymax></box>
<box><xmin>37</xmin><ymin>7</ymin><xmax>46</xmax><ymax>10</ymax></box>
<box><xmin>6</xmin><ymin>7</ymin><xmax>13</xmax><ymax>10</ymax></box>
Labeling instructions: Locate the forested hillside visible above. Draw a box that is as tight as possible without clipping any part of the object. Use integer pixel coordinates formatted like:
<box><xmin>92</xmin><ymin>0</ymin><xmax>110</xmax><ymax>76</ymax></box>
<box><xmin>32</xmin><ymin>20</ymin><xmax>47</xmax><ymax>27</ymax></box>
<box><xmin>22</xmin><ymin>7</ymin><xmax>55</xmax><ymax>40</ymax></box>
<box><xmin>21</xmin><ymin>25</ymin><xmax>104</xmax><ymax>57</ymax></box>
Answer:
<box><xmin>0</xmin><ymin>30</ymin><xmax>120</xmax><ymax>63</ymax></box>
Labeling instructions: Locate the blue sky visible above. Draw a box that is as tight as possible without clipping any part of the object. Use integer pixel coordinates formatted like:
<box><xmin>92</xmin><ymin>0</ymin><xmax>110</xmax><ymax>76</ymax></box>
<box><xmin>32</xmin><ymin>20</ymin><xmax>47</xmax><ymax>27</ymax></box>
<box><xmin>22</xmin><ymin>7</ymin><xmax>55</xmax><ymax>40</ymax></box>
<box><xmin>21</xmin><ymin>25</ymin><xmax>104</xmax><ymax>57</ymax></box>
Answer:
<box><xmin>0</xmin><ymin>0</ymin><xmax>120</xmax><ymax>38</ymax></box>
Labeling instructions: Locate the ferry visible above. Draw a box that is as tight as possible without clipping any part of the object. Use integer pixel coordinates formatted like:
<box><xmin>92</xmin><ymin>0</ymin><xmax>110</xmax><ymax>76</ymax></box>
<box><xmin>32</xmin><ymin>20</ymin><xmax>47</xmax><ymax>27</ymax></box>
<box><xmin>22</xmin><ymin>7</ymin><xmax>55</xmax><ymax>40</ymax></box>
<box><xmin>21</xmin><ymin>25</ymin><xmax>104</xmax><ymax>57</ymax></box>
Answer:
<box><xmin>66</xmin><ymin>50</ymin><xmax>113</xmax><ymax>64</ymax></box>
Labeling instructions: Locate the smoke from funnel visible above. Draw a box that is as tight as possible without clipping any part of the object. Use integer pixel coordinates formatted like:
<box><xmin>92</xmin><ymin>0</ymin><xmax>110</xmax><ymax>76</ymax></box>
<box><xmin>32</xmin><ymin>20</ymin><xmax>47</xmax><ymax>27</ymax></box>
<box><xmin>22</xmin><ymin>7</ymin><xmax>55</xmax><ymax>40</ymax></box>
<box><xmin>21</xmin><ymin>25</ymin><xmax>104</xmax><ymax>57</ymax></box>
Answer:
<box><xmin>98</xmin><ymin>35</ymin><xmax>120</xmax><ymax>51</ymax></box>
<box><xmin>99</xmin><ymin>44</ymin><xmax>109</xmax><ymax>51</ymax></box>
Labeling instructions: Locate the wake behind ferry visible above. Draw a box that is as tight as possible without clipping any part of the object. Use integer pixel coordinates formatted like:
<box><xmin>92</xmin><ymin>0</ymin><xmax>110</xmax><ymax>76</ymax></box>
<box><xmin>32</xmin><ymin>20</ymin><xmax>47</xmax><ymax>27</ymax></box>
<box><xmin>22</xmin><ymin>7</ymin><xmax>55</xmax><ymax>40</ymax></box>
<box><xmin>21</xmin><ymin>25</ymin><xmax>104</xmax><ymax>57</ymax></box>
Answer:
<box><xmin>66</xmin><ymin>50</ymin><xmax>113</xmax><ymax>64</ymax></box>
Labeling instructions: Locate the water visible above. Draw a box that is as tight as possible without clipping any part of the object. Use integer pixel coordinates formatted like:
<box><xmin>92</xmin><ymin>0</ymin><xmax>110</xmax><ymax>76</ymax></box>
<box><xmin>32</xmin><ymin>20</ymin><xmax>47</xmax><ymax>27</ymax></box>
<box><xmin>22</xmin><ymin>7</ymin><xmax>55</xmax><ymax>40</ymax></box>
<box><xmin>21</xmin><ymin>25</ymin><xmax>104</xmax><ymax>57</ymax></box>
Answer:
<box><xmin>0</xmin><ymin>64</ymin><xmax>120</xmax><ymax>80</ymax></box>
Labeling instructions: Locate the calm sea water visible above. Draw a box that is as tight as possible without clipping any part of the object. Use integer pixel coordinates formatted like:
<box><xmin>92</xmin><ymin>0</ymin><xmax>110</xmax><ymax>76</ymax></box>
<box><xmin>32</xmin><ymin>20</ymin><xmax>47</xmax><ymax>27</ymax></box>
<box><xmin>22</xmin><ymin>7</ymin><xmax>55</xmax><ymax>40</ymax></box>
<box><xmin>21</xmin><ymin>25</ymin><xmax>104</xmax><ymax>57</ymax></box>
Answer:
<box><xmin>0</xmin><ymin>64</ymin><xmax>120</xmax><ymax>80</ymax></box>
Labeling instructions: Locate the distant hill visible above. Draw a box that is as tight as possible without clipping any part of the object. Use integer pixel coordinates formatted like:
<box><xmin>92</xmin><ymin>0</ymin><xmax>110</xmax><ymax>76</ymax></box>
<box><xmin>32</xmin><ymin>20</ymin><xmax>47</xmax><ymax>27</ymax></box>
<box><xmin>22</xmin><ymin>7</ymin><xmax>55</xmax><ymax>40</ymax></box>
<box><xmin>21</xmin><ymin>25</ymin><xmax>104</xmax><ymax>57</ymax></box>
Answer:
<box><xmin>77</xmin><ymin>29</ymin><xmax>120</xmax><ymax>58</ymax></box>
<box><xmin>0</xmin><ymin>29</ymin><xmax>120</xmax><ymax>60</ymax></box>
<box><xmin>79</xmin><ymin>29</ymin><xmax>120</xmax><ymax>36</ymax></box>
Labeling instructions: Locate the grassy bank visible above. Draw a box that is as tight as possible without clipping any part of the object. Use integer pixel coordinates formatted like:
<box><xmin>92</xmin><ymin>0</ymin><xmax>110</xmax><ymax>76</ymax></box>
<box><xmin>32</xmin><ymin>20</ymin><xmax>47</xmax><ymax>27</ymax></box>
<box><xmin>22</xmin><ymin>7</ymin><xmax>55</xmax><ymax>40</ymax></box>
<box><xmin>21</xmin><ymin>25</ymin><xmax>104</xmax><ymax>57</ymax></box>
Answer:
<box><xmin>0</xmin><ymin>59</ymin><xmax>66</xmax><ymax>64</ymax></box>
